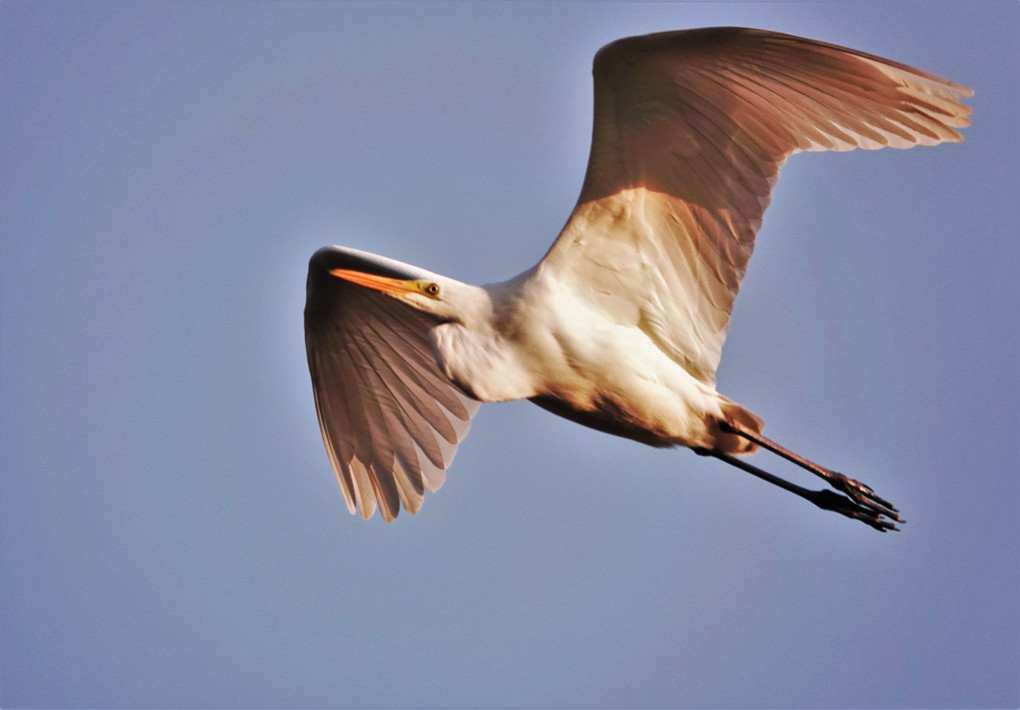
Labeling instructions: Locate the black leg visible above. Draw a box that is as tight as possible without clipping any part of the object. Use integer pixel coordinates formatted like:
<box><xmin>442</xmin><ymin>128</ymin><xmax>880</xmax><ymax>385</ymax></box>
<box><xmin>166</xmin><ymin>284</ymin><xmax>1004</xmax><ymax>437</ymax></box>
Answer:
<box><xmin>697</xmin><ymin>449</ymin><xmax>901</xmax><ymax>532</ymax></box>
<box><xmin>718</xmin><ymin>421</ymin><xmax>903</xmax><ymax>525</ymax></box>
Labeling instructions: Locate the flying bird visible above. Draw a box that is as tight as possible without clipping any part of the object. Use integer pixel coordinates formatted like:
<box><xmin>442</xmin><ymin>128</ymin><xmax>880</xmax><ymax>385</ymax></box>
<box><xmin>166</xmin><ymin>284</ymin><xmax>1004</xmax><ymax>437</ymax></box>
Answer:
<box><xmin>304</xmin><ymin>27</ymin><xmax>972</xmax><ymax>530</ymax></box>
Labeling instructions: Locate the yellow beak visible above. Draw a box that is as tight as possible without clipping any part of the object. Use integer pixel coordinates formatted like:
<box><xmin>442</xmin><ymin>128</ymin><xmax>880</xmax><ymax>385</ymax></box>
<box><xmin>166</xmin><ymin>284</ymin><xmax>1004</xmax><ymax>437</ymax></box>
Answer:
<box><xmin>330</xmin><ymin>269</ymin><xmax>420</xmax><ymax>296</ymax></box>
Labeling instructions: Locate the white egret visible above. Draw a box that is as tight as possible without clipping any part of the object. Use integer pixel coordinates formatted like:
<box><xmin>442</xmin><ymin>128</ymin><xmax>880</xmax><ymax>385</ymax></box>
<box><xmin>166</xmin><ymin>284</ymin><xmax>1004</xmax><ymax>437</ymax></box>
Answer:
<box><xmin>304</xmin><ymin>27</ymin><xmax>972</xmax><ymax>530</ymax></box>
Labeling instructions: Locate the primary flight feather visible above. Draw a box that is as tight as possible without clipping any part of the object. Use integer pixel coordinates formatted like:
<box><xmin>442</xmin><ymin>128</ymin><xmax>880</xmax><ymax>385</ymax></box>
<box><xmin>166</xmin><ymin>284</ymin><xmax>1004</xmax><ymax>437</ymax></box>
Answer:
<box><xmin>304</xmin><ymin>27</ymin><xmax>971</xmax><ymax>528</ymax></box>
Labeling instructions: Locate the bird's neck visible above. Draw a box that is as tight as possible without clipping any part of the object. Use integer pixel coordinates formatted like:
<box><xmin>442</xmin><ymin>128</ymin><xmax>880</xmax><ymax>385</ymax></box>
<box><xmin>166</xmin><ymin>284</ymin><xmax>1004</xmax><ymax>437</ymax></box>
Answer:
<box><xmin>429</xmin><ymin>272</ymin><xmax>545</xmax><ymax>403</ymax></box>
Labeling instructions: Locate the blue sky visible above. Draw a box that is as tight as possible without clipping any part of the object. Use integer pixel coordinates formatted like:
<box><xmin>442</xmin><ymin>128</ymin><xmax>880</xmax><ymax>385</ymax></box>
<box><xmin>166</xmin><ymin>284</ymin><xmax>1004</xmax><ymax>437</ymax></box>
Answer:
<box><xmin>2</xmin><ymin>1</ymin><xmax>1017</xmax><ymax>707</ymax></box>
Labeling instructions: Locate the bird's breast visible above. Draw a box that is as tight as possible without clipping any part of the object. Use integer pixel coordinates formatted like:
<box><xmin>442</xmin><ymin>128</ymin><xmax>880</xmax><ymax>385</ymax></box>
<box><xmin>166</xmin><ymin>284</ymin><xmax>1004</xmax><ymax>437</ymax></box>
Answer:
<box><xmin>429</xmin><ymin>322</ymin><xmax>542</xmax><ymax>403</ymax></box>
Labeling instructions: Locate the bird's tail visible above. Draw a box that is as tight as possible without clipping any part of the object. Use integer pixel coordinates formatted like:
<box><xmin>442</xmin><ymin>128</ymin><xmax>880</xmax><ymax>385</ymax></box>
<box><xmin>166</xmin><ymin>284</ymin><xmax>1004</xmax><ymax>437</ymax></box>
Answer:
<box><xmin>713</xmin><ymin>397</ymin><xmax>765</xmax><ymax>455</ymax></box>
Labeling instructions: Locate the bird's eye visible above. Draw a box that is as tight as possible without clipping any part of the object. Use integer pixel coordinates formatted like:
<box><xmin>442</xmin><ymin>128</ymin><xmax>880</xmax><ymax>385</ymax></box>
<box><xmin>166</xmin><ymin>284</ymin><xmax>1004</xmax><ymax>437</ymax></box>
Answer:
<box><xmin>423</xmin><ymin>282</ymin><xmax>440</xmax><ymax>298</ymax></box>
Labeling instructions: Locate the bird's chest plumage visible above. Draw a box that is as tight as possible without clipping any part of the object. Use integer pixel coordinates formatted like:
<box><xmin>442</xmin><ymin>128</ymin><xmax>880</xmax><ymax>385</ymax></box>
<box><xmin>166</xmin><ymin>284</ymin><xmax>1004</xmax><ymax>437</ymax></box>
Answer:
<box><xmin>429</xmin><ymin>321</ymin><xmax>541</xmax><ymax>403</ymax></box>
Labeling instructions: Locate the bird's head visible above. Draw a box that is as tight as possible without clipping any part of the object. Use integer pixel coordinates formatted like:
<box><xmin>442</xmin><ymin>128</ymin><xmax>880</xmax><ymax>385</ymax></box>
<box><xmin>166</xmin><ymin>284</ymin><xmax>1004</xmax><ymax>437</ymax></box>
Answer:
<box><xmin>306</xmin><ymin>246</ymin><xmax>476</xmax><ymax>326</ymax></box>
<box><xmin>329</xmin><ymin>266</ymin><xmax>448</xmax><ymax>313</ymax></box>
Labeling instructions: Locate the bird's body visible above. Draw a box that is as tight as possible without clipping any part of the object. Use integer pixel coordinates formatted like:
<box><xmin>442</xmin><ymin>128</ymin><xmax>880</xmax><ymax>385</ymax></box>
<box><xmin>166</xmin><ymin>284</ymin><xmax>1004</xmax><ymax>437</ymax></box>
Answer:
<box><xmin>432</xmin><ymin>261</ymin><xmax>758</xmax><ymax>452</ymax></box>
<box><xmin>304</xmin><ymin>27</ymin><xmax>972</xmax><ymax>528</ymax></box>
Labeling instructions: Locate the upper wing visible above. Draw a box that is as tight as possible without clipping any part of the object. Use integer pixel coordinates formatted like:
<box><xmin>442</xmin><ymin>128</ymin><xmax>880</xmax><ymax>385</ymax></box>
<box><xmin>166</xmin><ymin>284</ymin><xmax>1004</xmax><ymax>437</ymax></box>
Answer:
<box><xmin>541</xmin><ymin>27</ymin><xmax>972</xmax><ymax>385</ymax></box>
<box><xmin>304</xmin><ymin>247</ymin><xmax>480</xmax><ymax>521</ymax></box>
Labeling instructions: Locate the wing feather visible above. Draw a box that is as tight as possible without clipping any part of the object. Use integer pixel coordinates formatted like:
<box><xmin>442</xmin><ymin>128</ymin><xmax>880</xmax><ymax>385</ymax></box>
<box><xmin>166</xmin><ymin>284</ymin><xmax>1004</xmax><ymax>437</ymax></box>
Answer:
<box><xmin>358</xmin><ymin>319</ymin><xmax>457</xmax><ymax>461</ymax></box>
<box><xmin>304</xmin><ymin>247</ymin><xmax>480</xmax><ymax>521</ymax></box>
<box><xmin>541</xmin><ymin>27</ymin><xmax>971</xmax><ymax>385</ymax></box>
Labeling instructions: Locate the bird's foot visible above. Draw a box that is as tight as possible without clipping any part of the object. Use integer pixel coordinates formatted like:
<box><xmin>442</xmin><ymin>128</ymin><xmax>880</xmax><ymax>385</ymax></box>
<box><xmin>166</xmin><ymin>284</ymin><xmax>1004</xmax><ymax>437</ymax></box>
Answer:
<box><xmin>825</xmin><ymin>471</ymin><xmax>903</xmax><ymax>526</ymax></box>
<box><xmin>716</xmin><ymin>420</ymin><xmax>905</xmax><ymax>531</ymax></box>
<box><xmin>811</xmin><ymin>489</ymin><xmax>901</xmax><ymax>533</ymax></box>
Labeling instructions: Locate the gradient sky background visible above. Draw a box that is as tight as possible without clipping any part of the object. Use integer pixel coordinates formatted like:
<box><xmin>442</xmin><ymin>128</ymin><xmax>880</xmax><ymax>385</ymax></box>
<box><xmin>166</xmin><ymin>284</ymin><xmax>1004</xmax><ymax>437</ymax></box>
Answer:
<box><xmin>2</xmin><ymin>2</ymin><xmax>1017</xmax><ymax>708</ymax></box>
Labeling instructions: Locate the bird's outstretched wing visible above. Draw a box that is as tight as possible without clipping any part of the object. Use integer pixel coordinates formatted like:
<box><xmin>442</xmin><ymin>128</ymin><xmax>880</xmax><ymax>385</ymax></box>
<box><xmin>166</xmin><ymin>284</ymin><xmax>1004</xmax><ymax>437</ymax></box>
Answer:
<box><xmin>304</xmin><ymin>247</ymin><xmax>480</xmax><ymax>521</ymax></box>
<box><xmin>541</xmin><ymin>27</ymin><xmax>972</xmax><ymax>385</ymax></box>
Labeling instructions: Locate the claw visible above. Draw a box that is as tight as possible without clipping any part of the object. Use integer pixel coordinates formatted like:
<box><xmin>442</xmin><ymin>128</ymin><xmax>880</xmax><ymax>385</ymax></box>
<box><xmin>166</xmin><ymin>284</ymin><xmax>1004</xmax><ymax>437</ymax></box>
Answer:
<box><xmin>812</xmin><ymin>490</ymin><xmax>900</xmax><ymax>532</ymax></box>
<box><xmin>828</xmin><ymin>472</ymin><xmax>903</xmax><ymax>523</ymax></box>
